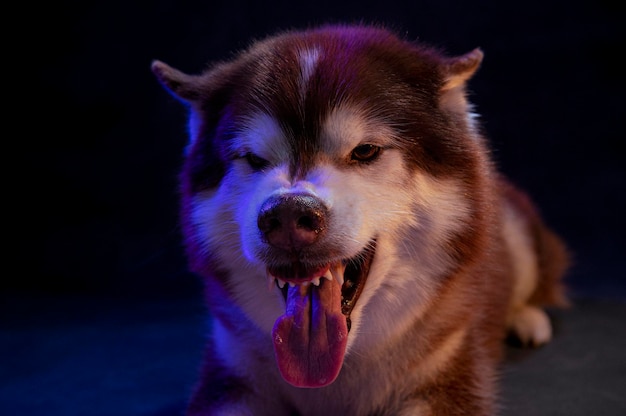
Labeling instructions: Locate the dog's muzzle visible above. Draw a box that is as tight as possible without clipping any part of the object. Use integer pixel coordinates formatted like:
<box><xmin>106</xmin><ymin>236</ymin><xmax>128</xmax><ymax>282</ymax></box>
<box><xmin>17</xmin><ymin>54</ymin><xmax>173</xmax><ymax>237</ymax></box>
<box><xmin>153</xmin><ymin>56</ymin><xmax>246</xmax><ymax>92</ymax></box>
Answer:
<box><xmin>255</xmin><ymin>192</ymin><xmax>376</xmax><ymax>388</ymax></box>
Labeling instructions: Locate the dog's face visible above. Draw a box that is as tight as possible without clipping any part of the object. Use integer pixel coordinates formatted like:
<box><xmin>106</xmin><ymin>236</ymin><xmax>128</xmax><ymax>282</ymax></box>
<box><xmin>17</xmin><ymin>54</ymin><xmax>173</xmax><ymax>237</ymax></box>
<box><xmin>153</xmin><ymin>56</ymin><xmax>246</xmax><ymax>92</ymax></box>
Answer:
<box><xmin>153</xmin><ymin>25</ymin><xmax>489</xmax><ymax>388</ymax></box>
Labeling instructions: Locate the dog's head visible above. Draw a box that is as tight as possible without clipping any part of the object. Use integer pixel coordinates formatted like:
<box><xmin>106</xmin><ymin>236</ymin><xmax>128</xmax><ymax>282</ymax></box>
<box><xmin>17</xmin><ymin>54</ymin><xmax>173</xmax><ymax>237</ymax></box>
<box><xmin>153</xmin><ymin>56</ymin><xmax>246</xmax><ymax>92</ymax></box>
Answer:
<box><xmin>153</xmin><ymin>24</ymin><xmax>491</xmax><ymax>388</ymax></box>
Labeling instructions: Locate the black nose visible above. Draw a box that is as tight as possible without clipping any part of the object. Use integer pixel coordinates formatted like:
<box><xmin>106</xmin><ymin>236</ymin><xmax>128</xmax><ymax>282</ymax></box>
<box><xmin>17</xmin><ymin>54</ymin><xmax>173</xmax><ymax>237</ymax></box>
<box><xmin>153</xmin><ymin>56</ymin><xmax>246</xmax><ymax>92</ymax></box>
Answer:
<box><xmin>257</xmin><ymin>193</ymin><xmax>328</xmax><ymax>250</ymax></box>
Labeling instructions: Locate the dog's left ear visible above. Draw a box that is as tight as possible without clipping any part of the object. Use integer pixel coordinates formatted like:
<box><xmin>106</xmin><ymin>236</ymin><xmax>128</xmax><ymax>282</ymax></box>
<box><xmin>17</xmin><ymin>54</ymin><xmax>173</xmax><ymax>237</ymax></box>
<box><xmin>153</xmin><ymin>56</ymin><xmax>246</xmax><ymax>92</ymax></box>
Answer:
<box><xmin>438</xmin><ymin>48</ymin><xmax>483</xmax><ymax>117</ymax></box>
<box><xmin>441</xmin><ymin>48</ymin><xmax>483</xmax><ymax>91</ymax></box>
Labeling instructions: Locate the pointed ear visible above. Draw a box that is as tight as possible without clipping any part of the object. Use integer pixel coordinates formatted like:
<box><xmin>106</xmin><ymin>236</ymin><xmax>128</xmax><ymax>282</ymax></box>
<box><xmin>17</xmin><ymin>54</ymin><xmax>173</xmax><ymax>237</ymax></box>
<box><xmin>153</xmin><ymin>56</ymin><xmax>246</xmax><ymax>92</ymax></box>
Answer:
<box><xmin>151</xmin><ymin>60</ymin><xmax>204</xmax><ymax>102</ymax></box>
<box><xmin>438</xmin><ymin>48</ymin><xmax>483</xmax><ymax>120</ymax></box>
<box><xmin>441</xmin><ymin>48</ymin><xmax>483</xmax><ymax>91</ymax></box>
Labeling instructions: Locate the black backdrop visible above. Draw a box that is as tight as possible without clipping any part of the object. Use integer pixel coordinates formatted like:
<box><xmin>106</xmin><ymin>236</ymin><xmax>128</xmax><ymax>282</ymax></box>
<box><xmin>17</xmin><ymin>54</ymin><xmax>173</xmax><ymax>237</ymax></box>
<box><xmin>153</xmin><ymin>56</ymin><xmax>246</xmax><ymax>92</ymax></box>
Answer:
<box><xmin>11</xmin><ymin>0</ymin><xmax>625</xmax><ymax>300</ymax></box>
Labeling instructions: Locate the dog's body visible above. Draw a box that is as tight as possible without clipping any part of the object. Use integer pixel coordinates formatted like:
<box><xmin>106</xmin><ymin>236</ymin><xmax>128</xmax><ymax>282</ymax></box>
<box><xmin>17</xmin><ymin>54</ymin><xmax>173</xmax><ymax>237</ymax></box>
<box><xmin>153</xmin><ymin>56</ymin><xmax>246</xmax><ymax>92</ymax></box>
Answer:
<box><xmin>152</xmin><ymin>24</ymin><xmax>569</xmax><ymax>415</ymax></box>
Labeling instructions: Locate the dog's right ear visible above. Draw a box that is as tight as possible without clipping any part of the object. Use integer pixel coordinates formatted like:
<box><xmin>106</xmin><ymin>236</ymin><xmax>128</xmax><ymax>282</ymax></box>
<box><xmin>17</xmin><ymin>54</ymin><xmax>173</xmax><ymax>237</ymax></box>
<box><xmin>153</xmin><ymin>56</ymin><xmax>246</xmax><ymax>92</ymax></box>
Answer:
<box><xmin>151</xmin><ymin>60</ymin><xmax>204</xmax><ymax>103</ymax></box>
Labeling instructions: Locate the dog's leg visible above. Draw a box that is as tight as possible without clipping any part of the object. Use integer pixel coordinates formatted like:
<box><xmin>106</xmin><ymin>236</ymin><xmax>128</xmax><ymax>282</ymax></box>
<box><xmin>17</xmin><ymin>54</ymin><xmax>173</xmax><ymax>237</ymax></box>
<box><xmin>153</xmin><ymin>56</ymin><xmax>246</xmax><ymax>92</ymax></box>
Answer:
<box><xmin>500</xmin><ymin>179</ymin><xmax>569</xmax><ymax>347</ymax></box>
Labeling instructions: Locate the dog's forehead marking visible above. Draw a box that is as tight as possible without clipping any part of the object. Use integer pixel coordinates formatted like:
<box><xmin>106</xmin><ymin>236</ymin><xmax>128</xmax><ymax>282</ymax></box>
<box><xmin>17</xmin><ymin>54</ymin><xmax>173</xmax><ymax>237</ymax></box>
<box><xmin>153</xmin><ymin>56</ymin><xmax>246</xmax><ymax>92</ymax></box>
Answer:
<box><xmin>298</xmin><ymin>47</ymin><xmax>322</xmax><ymax>102</ymax></box>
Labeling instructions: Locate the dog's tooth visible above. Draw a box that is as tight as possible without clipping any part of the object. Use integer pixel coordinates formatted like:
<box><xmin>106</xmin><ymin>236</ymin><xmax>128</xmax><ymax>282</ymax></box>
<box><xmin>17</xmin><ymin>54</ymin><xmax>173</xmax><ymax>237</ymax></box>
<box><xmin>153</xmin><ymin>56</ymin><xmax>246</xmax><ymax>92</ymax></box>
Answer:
<box><xmin>288</xmin><ymin>281</ymin><xmax>296</xmax><ymax>288</ymax></box>
<box><xmin>331</xmin><ymin>263</ymin><xmax>345</xmax><ymax>286</ymax></box>
<box><xmin>311</xmin><ymin>277</ymin><xmax>321</xmax><ymax>286</ymax></box>
<box><xmin>322</xmin><ymin>269</ymin><xmax>333</xmax><ymax>281</ymax></box>
<box><xmin>277</xmin><ymin>279</ymin><xmax>286</xmax><ymax>289</ymax></box>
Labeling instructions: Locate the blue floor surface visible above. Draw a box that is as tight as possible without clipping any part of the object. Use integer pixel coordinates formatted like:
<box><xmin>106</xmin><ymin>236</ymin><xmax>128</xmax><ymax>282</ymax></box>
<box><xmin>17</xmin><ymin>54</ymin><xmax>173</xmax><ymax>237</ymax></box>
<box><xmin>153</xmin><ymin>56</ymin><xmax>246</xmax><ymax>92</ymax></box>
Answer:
<box><xmin>2</xmin><ymin>293</ymin><xmax>625</xmax><ymax>416</ymax></box>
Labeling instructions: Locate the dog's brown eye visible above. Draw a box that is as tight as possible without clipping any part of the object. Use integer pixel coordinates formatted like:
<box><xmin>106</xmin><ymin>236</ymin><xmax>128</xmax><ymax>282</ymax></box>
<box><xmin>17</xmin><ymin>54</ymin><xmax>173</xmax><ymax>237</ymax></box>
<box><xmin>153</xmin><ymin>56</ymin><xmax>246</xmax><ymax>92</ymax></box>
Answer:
<box><xmin>351</xmin><ymin>144</ymin><xmax>382</xmax><ymax>163</ymax></box>
<box><xmin>245</xmin><ymin>153</ymin><xmax>269</xmax><ymax>171</ymax></box>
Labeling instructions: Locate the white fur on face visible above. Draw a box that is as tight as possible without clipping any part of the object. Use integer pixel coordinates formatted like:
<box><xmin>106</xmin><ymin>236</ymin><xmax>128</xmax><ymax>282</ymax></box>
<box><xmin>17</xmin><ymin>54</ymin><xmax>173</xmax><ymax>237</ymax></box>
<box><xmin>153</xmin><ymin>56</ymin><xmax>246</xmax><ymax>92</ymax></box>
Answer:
<box><xmin>187</xmin><ymin>112</ymin><xmax>295</xmax><ymax>335</ymax></box>
<box><xmin>190</xmin><ymin>185</ymin><xmax>287</xmax><ymax>334</ymax></box>
<box><xmin>233</xmin><ymin>112</ymin><xmax>291</xmax><ymax>162</ymax></box>
<box><xmin>314</xmin><ymin>105</ymin><xmax>475</xmax><ymax>351</ymax></box>
<box><xmin>320</xmin><ymin>105</ymin><xmax>397</xmax><ymax>155</ymax></box>
<box><xmin>345</xmin><ymin>173</ymin><xmax>473</xmax><ymax>352</ymax></box>
<box><xmin>188</xmin><ymin>105</ymin><xmax>473</xmax><ymax>349</ymax></box>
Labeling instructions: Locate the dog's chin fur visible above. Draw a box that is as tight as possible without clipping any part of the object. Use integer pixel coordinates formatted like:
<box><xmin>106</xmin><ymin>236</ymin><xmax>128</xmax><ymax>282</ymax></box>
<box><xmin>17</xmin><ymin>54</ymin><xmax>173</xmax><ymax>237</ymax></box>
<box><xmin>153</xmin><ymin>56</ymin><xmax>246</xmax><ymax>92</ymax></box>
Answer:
<box><xmin>153</xmin><ymin>23</ymin><xmax>570</xmax><ymax>415</ymax></box>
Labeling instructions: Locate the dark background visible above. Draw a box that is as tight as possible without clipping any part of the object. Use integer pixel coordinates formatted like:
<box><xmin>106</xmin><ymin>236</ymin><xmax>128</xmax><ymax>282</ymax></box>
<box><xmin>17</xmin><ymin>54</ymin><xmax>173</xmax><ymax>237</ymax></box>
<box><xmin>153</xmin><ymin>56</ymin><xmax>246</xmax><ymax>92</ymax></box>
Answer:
<box><xmin>3</xmin><ymin>1</ymin><xmax>625</xmax><ymax>415</ymax></box>
<box><xmin>8</xmin><ymin>0</ymin><xmax>625</xmax><ymax>299</ymax></box>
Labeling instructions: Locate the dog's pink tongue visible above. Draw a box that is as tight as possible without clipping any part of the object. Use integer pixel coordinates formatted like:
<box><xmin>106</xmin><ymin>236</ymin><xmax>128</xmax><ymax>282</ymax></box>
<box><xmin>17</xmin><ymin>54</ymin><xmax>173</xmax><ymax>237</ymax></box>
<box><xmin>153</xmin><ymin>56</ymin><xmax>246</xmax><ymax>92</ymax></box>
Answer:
<box><xmin>272</xmin><ymin>278</ymin><xmax>348</xmax><ymax>388</ymax></box>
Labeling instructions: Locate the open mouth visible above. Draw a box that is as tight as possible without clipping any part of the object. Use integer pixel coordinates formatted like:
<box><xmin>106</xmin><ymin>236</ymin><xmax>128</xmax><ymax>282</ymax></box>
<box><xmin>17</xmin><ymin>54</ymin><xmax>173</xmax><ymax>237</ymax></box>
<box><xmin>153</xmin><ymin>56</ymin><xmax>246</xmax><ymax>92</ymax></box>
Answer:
<box><xmin>266</xmin><ymin>240</ymin><xmax>377</xmax><ymax>330</ymax></box>
<box><xmin>266</xmin><ymin>240</ymin><xmax>376</xmax><ymax>388</ymax></box>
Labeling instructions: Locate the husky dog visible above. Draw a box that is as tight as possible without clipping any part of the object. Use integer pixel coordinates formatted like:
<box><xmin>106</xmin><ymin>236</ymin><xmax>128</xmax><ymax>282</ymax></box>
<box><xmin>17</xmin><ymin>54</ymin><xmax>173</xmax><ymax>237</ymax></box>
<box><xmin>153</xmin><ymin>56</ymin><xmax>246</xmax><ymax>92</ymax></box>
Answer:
<box><xmin>152</xmin><ymin>24</ymin><xmax>569</xmax><ymax>416</ymax></box>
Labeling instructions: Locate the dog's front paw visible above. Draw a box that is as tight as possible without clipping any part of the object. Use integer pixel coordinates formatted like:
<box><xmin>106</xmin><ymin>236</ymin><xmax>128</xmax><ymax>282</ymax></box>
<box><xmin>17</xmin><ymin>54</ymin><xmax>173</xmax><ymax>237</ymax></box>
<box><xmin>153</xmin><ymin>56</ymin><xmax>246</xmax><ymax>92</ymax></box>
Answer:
<box><xmin>507</xmin><ymin>305</ymin><xmax>552</xmax><ymax>347</ymax></box>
